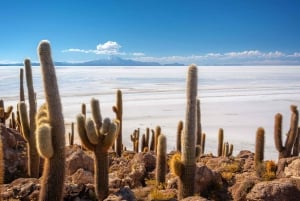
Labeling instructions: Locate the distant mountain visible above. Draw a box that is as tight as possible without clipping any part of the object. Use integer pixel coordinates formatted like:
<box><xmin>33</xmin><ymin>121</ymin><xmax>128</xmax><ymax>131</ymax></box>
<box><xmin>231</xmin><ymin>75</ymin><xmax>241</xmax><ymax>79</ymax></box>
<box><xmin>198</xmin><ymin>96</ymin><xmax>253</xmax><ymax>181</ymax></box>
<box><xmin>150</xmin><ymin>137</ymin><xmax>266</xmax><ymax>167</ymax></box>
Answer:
<box><xmin>0</xmin><ymin>56</ymin><xmax>184</xmax><ymax>66</ymax></box>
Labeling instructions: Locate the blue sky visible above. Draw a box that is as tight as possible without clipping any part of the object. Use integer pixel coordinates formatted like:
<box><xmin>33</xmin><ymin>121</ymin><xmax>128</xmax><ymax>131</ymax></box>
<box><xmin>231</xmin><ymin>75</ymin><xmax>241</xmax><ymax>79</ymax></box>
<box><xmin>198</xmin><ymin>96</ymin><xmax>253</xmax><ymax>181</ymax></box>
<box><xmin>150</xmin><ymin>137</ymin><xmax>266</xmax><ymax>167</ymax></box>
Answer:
<box><xmin>1</xmin><ymin>0</ymin><xmax>300</xmax><ymax>65</ymax></box>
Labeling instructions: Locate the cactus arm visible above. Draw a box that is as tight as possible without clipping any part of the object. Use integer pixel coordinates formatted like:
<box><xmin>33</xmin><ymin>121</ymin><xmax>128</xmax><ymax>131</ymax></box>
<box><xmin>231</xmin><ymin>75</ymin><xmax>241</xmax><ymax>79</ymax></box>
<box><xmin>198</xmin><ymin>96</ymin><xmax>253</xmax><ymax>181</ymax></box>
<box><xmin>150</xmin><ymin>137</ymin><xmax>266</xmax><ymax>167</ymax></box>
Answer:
<box><xmin>4</xmin><ymin>106</ymin><xmax>13</xmax><ymax>119</ymax></box>
<box><xmin>102</xmin><ymin>121</ymin><xmax>118</xmax><ymax>150</ymax></box>
<box><xmin>91</xmin><ymin>98</ymin><xmax>102</xmax><ymax>129</ymax></box>
<box><xmin>85</xmin><ymin>118</ymin><xmax>99</xmax><ymax>145</ymax></box>
<box><xmin>18</xmin><ymin>102</ymin><xmax>30</xmax><ymax>141</ymax></box>
<box><xmin>36</xmin><ymin>124</ymin><xmax>54</xmax><ymax>158</ymax></box>
<box><xmin>76</xmin><ymin>114</ymin><xmax>95</xmax><ymax>150</ymax></box>
<box><xmin>285</xmin><ymin>105</ymin><xmax>299</xmax><ymax>154</ymax></box>
<box><xmin>274</xmin><ymin>113</ymin><xmax>284</xmax><ymax>152</ymax></box>
<box><xmin>170</xmin><ymin>153</ymin><xmax>183</xmax><ymax>177</ymax></box>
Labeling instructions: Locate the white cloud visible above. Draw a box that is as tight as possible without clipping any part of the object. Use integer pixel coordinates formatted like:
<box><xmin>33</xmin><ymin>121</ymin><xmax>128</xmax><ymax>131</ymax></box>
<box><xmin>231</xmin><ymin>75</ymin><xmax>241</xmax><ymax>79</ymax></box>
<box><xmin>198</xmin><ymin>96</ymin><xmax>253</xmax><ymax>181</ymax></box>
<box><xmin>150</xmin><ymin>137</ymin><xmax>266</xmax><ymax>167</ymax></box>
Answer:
<box><xmin>96</xmin><ymin>41</ymin><xmax>121</xmax><ymax>54</ymax></box>
<box><xmin>132</xmin><ymin>52</ymin><xmax>145</xmax><ymax>56</ymax></box>
<box><xmin>62</xmin><ymin>41</ymin><xmax>122</xmax><ymax>55</ymax></box>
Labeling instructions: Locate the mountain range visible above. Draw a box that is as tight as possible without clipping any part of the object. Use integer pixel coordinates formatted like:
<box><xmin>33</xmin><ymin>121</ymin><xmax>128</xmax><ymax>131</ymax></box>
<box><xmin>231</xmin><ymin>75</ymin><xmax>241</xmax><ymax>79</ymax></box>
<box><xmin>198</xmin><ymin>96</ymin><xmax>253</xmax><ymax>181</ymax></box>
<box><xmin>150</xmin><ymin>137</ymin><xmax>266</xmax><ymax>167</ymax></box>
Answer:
<box><xmin>0</xmin><ymin>56</ymin><xmax>184</xmax><ymax>66</ymax></box>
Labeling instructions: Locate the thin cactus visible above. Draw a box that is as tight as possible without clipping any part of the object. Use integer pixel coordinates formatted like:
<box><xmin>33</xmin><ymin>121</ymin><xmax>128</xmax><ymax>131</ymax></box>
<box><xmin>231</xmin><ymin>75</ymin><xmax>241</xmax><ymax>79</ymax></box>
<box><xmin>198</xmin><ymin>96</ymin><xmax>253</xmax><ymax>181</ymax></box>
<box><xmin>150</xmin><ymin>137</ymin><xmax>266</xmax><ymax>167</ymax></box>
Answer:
<box><xmin>81</xmin><ymin>103</ymin><xmax>86</xmax><ymax>117</ymax></box>
<box><xmin>176</xmin><ymin>120</ymin><xmax>183</xmax><ymax>152</ymax></box>
<box><xmin>36</xmin><ymin>40</ymin><xmax>66</xmax><ymax>201</ymax></box>
<box><xmin>196</xmin><ymin>99</ymin><xmax>202</xmax><ymax>146</ymax></box>
<box><xmin>69</xmin><ymin>122</ymin><xmax>74</xmax><ymax>146</ymax></box>
<box><xmin>141</xmin><ymin>134</ymin><xmax>147</xmax><ymax>152</ymax></box>
<box><xmin>156</xmin><ymin>134</ymin><xmax>167</xmax><ymax>186</ymax></box>
<box><xmin>154</xmin><ymin>125</ymin><xmax>161</xmax><ymax>154</ymax></box>
<box><xmin>292</xmin><ymin>127</ymin><xmax>300</xmax><ymax>156</ymax></box>
<box><xmin>274</xmin><ymin>105</ymin><xmax>299</xmax><ymax>159</ymax></box>
<box><xmin>20</xmin><ymin>68</ymin><xmax>25</xmax><ymax>101</ymax></box>
<box><xmin>218</xmin><ymin>128</ymin><xmax>224</xmax><ymax>156</ymax></box>
<box><xmin>255</xmin><ymin>127</ymin><xmax>265</xmax><ymax>176</ymax></box>
<box><xmin>130</xmin><ymin>129</ymin><xmax>140</xmax><ymax>153</ymax></box>
<box><xmin>201</xmin><ymin>133</ymin><xmax>206</xmax><ymax>155</ymax></box>
<box><xmin>19</xmin><ymin>59</ymin><xmax>40</xmax><ymax>178</ymax></box>
<box><xmin>145</xmin><ymin>127</ymin><xmax>150</xmax><ymax>148</ymax></box>
<box><xmin>150</xmin><ymin>129</ymin><xmax>155</xmax><ymax>151</ymax></box>
<box><xmin>112</xmin><ymin>89</ymin><xmax>123</xmax><ymax>156</ymax></box>
<box><xmin>77</xmin><ymin>98</ymin><xmax>118</xmax><ymax>201</ymax></box>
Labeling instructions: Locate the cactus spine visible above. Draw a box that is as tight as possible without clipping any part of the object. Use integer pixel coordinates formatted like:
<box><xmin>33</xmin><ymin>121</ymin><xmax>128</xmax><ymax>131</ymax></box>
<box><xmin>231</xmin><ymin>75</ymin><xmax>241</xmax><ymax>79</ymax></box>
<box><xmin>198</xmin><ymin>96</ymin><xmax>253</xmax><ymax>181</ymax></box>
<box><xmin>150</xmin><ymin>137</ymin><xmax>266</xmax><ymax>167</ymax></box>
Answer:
<box><xmin>177</xmin><ymin>120</ymin><xmax>183</xmax><ymax>152</ymax></box>
<box><xmin>255</xmin><ymin>127</ymin><xmax>265</xmax><ymax>176</ymax></box>
<box><xmin>36</xmin><ymin>40</ymin><xmax>66</xmax><ymax>201</ymax></box>
<box><xmin>77</xmin><ymin>98</ymin><xmax>118</xmax><ymax>201</ymax></box>
<box><xmin>156</xmin><ymin>134</ymin><xmax>167</xmax><ymax>186</ymax></box>
<box><xmin>112</xmin><ymin>89</ymin><xmax>123</xmax><ymax>156</ymax></box>
<box><xmin>218</xmin><ymin>128</ymin><xmax>224</xmax><ymax>156</ymax></box>
<box><xmin>274</xmin><ymin>105</ymin><xmax>299</xmax><ymax>159</ymax></box>
<box><xmin>179</xmin><ymin>64</ymin><xmax>197</xmax><ymax>199</ymax></box>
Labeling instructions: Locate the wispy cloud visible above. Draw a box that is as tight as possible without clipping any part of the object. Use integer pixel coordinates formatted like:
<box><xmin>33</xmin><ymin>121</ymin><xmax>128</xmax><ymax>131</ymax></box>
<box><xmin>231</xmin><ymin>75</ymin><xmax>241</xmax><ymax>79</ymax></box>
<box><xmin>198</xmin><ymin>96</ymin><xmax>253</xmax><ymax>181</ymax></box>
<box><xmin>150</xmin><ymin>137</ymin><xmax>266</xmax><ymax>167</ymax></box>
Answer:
<box><xmin>62</xmin><ymin>41</ymin><xmax>123</xmax><ymax>55</ymax></box>
<box><xmin>129</xmin><ymin>50</ymin><xmax>300</xmax><ymax>65</ymax></box>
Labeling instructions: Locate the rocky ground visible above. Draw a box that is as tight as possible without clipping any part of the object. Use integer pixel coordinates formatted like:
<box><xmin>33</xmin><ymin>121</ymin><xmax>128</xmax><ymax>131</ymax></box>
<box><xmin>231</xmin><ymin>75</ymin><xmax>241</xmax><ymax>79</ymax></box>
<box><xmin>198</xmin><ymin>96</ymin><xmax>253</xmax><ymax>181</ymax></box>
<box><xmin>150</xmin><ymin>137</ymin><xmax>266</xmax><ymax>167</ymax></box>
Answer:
<box><xmin>1</xmin><ymin>124</ymin><xmax>300</xmax><ymax>201</ymax></box>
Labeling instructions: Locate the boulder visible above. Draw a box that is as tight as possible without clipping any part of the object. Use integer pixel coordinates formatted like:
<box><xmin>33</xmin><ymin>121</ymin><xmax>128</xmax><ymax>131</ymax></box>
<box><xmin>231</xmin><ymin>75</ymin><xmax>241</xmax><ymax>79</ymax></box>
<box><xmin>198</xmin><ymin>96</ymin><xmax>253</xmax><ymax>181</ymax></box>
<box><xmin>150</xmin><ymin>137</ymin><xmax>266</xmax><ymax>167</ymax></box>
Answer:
<box><xmin>104</xmin><ymin>186</ymin><xmax>136</xmax><ymax>201</ymax></box>
<box><xmin>65</xmin><ymin>145</ymin><xmax>94</xmax><ymax>175</ymax></box>
<box><xmin>284</xmin><ymin>158</ymin><xmax>300</xmax><ymax>178</ymax></box>
<box><xmin>0</xmin><ymin>123</ymin><xmax>28</xmax><ymax>183</ymax></box>
<box><xmin>246</xmin><ymin>178</ymin><xmax>300</xmax><ymax>201</ymax></box>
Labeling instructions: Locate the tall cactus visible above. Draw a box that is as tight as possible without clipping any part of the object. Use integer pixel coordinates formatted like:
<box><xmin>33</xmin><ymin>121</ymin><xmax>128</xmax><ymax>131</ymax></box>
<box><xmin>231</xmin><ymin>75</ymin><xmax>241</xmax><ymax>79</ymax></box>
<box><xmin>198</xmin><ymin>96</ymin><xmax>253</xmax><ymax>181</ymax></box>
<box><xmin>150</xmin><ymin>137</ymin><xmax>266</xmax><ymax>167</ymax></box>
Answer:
<box><xmin>218</xmin><ymin>128</ymin><xmax>224</xmax><ymax>157</ymax></box>
<box><xmin>156</xmin><ymin>134</ymin><xmax>167</xmax><ymax>186</ymax></box>
<box><xmin>77</xmin><ymin>98</ymin><xmax>118</xmax><ymax>201</ymax></box>
<box><xmin>255</xmin><ymin>127</ymin><xmax>265</xmax><ymax>176</ymax></box>
<box><xmin>112</xmin><ymin>89</ymin><xmax>123</xmax><ymax>157</ymax></box>
<box><xmin>171</xmin><ymin>64</ymin><xmax>197</xmax><ymax>199</ymax></box>
<box><xmin>274</xmin><ymin>105</ymin><xmax>299</xmax><ymax>159</ymax></box>
<box><xmin>18</xmin><ymin>59</ymin><xmax>40</xmax><ymax>178</ymax></box>
<box><xmin>36</xmin><ymin>40</ymin><xmax>66</xmax><ymax>201</ymax></box>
